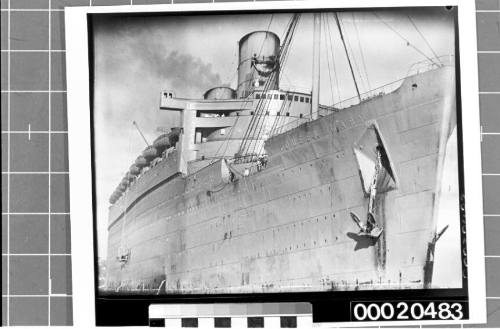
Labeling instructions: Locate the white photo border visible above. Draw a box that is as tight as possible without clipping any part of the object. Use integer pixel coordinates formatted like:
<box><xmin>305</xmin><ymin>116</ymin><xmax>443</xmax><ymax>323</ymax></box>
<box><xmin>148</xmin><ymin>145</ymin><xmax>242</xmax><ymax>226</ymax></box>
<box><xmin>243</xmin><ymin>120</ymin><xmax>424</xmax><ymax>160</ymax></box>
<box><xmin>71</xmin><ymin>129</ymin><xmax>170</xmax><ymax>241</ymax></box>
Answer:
<box><xmin>65</xmin><ymin>1</ymin><xmax>486</xmax><ymax>327</ymax></box>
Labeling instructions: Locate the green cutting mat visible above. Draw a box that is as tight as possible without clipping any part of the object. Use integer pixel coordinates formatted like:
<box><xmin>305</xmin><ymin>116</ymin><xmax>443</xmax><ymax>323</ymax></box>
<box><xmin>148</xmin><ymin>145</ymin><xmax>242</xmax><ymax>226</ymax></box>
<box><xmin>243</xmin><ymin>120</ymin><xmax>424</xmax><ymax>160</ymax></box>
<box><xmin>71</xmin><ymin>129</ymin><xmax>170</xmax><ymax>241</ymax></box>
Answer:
<box><xmin>1</xmin><ymin>0</ymin><xmax>499</xmax><ymax>326</ymax></box>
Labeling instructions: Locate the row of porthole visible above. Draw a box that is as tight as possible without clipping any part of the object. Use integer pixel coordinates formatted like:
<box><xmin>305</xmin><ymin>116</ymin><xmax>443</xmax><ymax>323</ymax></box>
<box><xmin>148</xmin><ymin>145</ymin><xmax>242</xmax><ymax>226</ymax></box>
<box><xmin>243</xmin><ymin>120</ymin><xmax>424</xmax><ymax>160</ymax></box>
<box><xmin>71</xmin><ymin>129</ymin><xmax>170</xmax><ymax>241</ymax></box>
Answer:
<box><xmin>194</xmin><ymin>235</ymin><xmax>340</xmax><ymax>267</ymax></box>
<box><xmin>185</xmin><ymin>238</ymin><xmax>338</xmax><ymax>269</ymax></box>
<box><xmin>188</xmin><ymin>183</ymin><xmax>327</xmax><ymax>225</ymax></box>
<box><xmin>184</xmin><ymin>212</ymin><xmax>338</xmax><ymax>255</ymax></box>
<box><xmin>184</xmin><ymin>210</ymin><xmax>346</xmax><ymax>258</ymax></box>
<box><xmin>179</xmin><ymin>170</ymin><xmax>331</xmax><ymax>221</ymax></box>
<box><xmin>175</xmin><ymin>181</ymin><xmax>330</xmax><ymax>222</ymax></box>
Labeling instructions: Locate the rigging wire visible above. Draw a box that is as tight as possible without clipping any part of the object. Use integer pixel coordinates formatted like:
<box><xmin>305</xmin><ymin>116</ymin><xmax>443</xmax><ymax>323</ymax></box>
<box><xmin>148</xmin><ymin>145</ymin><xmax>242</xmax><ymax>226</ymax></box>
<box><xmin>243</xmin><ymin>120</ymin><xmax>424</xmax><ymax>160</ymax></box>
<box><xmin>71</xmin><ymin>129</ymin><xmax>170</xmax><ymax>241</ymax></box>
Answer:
<box><xmin>267</xmin><ymin>91</ymin><xmax>292</xmax><ymax>139</ymax></box>
<box><xmin>211</xmin><ymin>14</ymin><xmax>278</xmax><ymax>162</ymax></box>
<box><xmin>248</xmin><ymin>16</ymin><xmax>299</xmax><ymax>157</ymax></box>
<box><xmin>333</xmin><ymin>12</ymin><xmax>362</xmax><ymax>102</ymax></box>
<box><xmin>352</xmin><ymin>13</ymin><xmax>372</xmax><ymax>91</ymax></box>
<box><xmin>372</xmin><ymin>12</ymin><xmax>439</xmax><ymax>66</ymax></box>
<box><xmin>247</xmin><ymin>17</ymin><xmax>293</xmax><ymax>153</ymax></box>
<box><xmin>239</xmin><ymin>14</ymin><xmax>300</xmax><ymax>158</ymax></box>
<box><xmin>407</xmin><ymin>14</ymin><xmax>442</xmax><ymax>65</ymax></box>
<box><xmin>325</xmin><ymin>14</ymin><xmax>342</xmax><ymax>104</ymax></box>
<box><xmin>254</xmin><ymin>15</ymin><xmax>301</xmax><ymax>156</ymax></box>
<box><xmin>339</xmin><ymin>14</ymin><xmax>367</xmax><ymax>94</ymax></box>
<box><xmin>322</xmin><ymin>13</ymin><xmax>336</xmax><ymax>105</ymax></box>
<box><xmin>257</xmin><ymin>14</ymin><xmax>275</xmax><ymax>58</ymax></box>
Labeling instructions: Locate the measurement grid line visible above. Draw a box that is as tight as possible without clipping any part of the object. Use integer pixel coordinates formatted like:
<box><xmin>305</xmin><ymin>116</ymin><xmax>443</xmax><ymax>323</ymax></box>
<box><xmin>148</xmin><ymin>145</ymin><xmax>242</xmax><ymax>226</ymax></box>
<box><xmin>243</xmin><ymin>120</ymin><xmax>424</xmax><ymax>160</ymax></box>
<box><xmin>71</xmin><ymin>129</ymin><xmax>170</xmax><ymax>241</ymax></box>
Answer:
<box><xmin>0</xmin><ymin>2</ymin><xmax>498</xmax><ymax>327</ymax></box>
<box><xmin>2</xmin><ymin>253</ymin><xmax>72</xmax><ymax>256</ymax></box>
<box><xmin>2</xmin><ymin>295</ymin><xmax>72</xmax><ymax>298</ymax></box>
<box><xmin>0</xmin><ymin>49</ymin><xmax>66</xmax><ymax>52</ymax></box>
<box><xmin>1</xmin><ymin>2</ymin><xmax>72</xmax><ymax>325</ymax></box>
<box><xmin>48</xmin><ymin>0</ymin><xmax>53</xmax><ymax>323</ymax></box>
<box><xmin>2</xmin><ymin>172</ymin><xmax>69</xmax><ymax>174</ymax></box>
<box><xmin>476</xmin><ymin>5</ymin><xmax>500</xmax><ymax>328</ymax></box>
<box><xmin>1</xmin><ymin>130</ymin><xmax>68</xmax><ymax>133</ymax></box>
<box><xmin>0</xmin><ymin>90</ymin><xmax>67</xmax><ymax>92</ymax></box>
<box><xmin>6</xmin><ymin>0</ymin><xmax>11</xmax><ymax>325</ymax></box>
<box><xmin>0</xmin><ymin>9</ymin><xmax>64</xmax><ymax>12</ymax></box>
<box><xmin>2</xmin><ymin>212</ymin><xmax>70</xmax><ymax>215</ymax></box>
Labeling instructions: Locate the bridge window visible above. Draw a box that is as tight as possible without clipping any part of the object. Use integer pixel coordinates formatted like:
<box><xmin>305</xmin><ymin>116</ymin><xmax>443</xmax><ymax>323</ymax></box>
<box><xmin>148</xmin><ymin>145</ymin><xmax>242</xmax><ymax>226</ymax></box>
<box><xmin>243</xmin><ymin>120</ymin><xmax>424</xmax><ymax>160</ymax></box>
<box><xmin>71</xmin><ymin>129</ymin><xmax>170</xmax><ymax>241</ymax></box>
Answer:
<box><xmin>255</xmin><ymin>93</ymin><xmax>261</xmax><ymax>99</ymax></box>
<box><xmin>286</xmin><ymin>112</ymin><xmax>290</xmax><ymax>116</ymax></box>
<box><xmin>250</xmin><ymin>111</ymin><xmax>254</xmax><ymax>115</ymax></box>
<box><xmin>274</xmin><ymin>94</ymin><xmax>279</xmax><ymax>100</ymax></box>
<box><xmin>267</xmin><ymin>94</ymin><xmax>272</xmax><ymax>99</ymax></box>
<box><xmin>280</xmin><ymin>94</ymin><xmax>285</xmax><ymax>100</ymax></box>
<box><xmin>305</xmin><ymin>97</ymin><xmax>310</xmax><ymax>103</ymax></box>
<box><xmin>299</xmin><ymin>113</ymin><xmax>303</xmax><ymax>118</ymax></box>
<box><xmin>300</xmin><ymin>96</ymin><xmax>304</xmax><ymax>102</ymax></box>
<box><xmin>294</xmin><ymin>96</ymin><xmax>299</xmax><ymax>101</ymax></box>
<box><xmin>288</xmin><ymin>95</ymin><xmax>293</xmax><ymax>101</ymax></box>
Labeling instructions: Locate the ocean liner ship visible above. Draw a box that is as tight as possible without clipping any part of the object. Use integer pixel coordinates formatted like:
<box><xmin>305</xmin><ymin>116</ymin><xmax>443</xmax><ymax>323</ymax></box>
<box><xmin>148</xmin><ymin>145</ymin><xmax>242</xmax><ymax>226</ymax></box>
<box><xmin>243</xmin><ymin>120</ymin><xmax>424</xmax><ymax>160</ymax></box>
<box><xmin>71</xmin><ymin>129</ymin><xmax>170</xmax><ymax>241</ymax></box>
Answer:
<box><xmin>104</xmin><ymin>13</ymin><xmax>459</xmax><ymax>294</ymax></box>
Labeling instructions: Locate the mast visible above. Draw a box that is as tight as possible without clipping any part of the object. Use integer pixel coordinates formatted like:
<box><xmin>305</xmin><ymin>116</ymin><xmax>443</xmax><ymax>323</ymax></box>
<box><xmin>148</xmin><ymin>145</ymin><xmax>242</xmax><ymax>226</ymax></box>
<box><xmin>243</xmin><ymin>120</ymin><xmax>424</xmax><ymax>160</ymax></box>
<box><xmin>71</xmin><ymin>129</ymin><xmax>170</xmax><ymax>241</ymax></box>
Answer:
<box><xmin>311</xmin><ymin>13</ymin><xmax>321</xmax><ymax>120</ymax></box>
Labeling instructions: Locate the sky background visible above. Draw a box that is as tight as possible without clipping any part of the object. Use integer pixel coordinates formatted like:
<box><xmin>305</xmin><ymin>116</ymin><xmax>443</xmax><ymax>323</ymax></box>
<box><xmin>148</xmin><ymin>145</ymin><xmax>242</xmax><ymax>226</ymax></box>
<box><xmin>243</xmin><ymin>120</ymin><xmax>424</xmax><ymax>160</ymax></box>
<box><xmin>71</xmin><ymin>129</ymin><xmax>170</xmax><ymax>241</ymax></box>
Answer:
<box><xmin>92</xmin><ymin>7</ymin><xmax>456</xmax><ymax>257</ymax></box>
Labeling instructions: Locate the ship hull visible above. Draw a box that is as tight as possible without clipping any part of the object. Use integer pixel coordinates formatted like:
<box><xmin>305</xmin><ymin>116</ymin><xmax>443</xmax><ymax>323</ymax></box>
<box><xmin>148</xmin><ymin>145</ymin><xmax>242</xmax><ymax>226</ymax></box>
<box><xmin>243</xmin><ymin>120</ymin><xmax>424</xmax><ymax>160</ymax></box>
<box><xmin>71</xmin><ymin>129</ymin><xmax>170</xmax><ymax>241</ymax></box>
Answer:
<box><xmin>105</xmin><ymin>66</ymin><xmax>460</xmax><ymax>294</ymax></box>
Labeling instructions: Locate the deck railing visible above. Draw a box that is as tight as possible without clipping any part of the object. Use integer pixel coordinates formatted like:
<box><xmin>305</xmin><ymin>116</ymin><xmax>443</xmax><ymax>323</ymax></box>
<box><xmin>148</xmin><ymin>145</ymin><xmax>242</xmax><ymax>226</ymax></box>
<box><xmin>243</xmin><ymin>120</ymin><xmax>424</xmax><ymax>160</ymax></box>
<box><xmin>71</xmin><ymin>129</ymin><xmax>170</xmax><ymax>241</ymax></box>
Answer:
<box><xmin>273</xmin><ymin>55</ymin><xmax>455</xmax><ymax>136</ymax></box>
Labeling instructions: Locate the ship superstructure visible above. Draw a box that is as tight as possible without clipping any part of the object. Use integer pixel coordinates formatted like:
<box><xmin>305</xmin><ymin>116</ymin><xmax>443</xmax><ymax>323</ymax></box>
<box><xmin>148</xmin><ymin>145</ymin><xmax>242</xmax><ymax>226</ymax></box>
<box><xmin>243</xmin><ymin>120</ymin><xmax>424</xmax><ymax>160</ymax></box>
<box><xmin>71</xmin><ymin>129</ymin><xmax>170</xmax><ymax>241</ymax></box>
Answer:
<box><xmin>105</xmin><ymin>14</ymin><xmax>460</xmax><ymax>294</ymax></box>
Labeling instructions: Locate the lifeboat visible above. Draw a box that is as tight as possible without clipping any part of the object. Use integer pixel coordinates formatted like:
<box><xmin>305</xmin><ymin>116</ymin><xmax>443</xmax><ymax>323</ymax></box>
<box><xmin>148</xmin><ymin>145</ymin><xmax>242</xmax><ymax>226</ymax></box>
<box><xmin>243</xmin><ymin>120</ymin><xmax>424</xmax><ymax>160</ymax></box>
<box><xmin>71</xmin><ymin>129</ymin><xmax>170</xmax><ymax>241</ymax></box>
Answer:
<box><xmin>153</xmin><ymin>134</ymin><xmax>171</xmax><ymax>153</ymax></box>
<box><xmin>109</xmin><ymin>189</ymin><xmax>122</xmax><ymax>203</ymax></box>
<box><xmin>170</xmin><ymin>128</ymin><xmax>181</xmax><ymax>145</ymax></box>
<box><xmin>119</xmin><ymin>181</ymin><xmax>129</xmax><ymax>190</ymax></box>
<box><xmin>116</xmin><ymin>184</ymin><xmax>126</xmax><ymax>193</ymax></box>
<box><xmin>142</xmin><ymin>146</ymin><xmax>158</xmax><ymax>161</ymax></box>
<box><xmin>135</xmin><ymin>155</ymin><xmax>149</xmax><ymax>168</ymax></box>
<box><xmin>121</xmin><ymin>177</ymin><xmax>130</xmax><ymax>186</ymax></box>
<box><xmin>129</xmin><ymin>165</ymin><xmax>141</xmax><ymax>175</ymax></box>
<box><xmin>126</xmin><ymin>172</ymin><xmax>136</xmax><ymax>181</ymax></box>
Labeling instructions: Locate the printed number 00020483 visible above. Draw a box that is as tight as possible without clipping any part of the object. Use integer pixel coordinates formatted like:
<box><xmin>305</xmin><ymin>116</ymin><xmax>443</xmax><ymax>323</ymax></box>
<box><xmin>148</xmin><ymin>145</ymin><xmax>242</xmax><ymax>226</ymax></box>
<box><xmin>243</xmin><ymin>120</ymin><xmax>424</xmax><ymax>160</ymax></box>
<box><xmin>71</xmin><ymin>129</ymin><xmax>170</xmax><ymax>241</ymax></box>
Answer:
<box><xmin>352</xmin><ymin>301</ymin><xmax>465</xmax><ymax>321</ymax></box>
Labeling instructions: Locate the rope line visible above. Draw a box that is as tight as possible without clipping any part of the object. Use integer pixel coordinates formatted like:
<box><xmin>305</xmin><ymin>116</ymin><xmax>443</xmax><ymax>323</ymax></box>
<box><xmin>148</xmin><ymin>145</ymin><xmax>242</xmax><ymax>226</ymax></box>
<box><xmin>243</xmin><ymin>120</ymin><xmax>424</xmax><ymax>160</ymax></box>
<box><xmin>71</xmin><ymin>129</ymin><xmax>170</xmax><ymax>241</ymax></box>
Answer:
<box><xmin>334</xmin><ymin>12</ymin><xmax>362</xmax><ymax>102</ymax></box>
<box><xmin>238</xmin><ymin>14</ymin><xmax>300</xmax><ymax>159</ymax></box>
<box><xmin>373</xmin><ymin>12</ymin><xmax>439</xmax><ymax>66</ymax></box>
<box><xmin>352</xmin><ymin>13</ymin><xmax>372</xmax><ymax>91</ymax></box>
<box><xmin>326</xmin><ymin>14</ymin><xmax>341</xmax><ymax>104</ymax></box>
<box><xmin>249</xmin><ymin>15</ymin><xmax>300</xmax><ymax>157</ymax></box>
<box><xmin>339</xmin><ymin>14</ymin><xmax>367</xmax><ymax>94</ymax></box>
<box><xmin>323</xmin><ymin>13</ymin><xmax>336</xmax><ymax>105</ymax></box>
<box><xmin>407</xmin><ymin>14</ymin><xmax>442</xmax><ymax>65</ymax></box>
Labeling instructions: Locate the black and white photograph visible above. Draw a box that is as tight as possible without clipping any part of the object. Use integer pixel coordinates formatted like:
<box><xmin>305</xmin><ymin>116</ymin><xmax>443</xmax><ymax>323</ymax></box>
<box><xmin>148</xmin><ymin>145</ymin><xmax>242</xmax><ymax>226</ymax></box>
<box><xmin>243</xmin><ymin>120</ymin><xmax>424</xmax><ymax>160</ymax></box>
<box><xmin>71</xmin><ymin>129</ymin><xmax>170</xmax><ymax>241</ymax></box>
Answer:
<box><xmin>65</xmin><ymin>1</ymin><xmax>486</xmax><ymax>326</ymax></box>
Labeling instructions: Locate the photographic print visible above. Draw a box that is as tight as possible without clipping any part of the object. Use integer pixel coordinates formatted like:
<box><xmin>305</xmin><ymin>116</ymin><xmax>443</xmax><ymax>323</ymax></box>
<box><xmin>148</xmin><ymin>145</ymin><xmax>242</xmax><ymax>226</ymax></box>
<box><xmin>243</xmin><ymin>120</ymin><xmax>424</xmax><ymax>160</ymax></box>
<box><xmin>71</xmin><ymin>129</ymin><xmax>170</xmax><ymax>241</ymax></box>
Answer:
<box><xmin>94</xmin><ymin>6</ymin><xmax>462</xmax><ymax>295</ymax></box>
<box><xmin>65</xmin><ymin>1</ymin><xmax>486</xmax><ymax>326</ymax></box>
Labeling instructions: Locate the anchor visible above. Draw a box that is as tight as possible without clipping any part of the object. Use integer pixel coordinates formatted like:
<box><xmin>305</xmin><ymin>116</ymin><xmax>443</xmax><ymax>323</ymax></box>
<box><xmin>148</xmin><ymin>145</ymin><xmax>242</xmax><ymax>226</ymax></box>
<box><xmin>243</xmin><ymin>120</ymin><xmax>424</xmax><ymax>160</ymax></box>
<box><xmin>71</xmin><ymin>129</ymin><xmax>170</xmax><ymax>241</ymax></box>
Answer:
<box><xmin>350</xmin><ymin>146</ymin><xmax>384</xmax><ymax>239</ymax></box>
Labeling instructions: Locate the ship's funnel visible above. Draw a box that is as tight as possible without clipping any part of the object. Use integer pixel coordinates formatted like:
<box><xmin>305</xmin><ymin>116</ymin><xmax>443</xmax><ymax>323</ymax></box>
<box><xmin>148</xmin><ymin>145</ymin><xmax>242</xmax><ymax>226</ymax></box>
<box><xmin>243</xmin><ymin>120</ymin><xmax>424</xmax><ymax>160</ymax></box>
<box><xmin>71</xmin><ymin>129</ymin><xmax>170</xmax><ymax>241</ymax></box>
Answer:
<box><xmin>237</xmin><ymin>31</ymin><xmax>280</xmax><ymax>99</ymax></box>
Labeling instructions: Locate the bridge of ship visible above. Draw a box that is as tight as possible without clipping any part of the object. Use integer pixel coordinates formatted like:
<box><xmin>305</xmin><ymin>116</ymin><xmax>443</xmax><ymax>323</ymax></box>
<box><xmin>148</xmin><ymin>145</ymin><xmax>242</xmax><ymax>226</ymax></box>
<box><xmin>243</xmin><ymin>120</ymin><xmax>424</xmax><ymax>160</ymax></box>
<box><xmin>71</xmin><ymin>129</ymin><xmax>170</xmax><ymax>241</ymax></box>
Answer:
<box><xmin>158</xmin><ymin>89</ymin><xmax>315</xmax><ymax>174</ymax></box>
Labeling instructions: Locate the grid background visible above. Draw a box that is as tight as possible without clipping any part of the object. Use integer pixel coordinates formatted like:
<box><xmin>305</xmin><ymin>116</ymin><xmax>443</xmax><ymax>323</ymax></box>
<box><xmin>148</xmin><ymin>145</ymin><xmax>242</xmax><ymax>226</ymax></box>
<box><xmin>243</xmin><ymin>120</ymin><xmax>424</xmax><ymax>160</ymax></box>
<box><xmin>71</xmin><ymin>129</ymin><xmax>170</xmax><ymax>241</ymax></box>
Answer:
<box><xmin>0</xmin><ymin>0</ymin><xmax>499</xmax><ymax>327</ymax></box>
